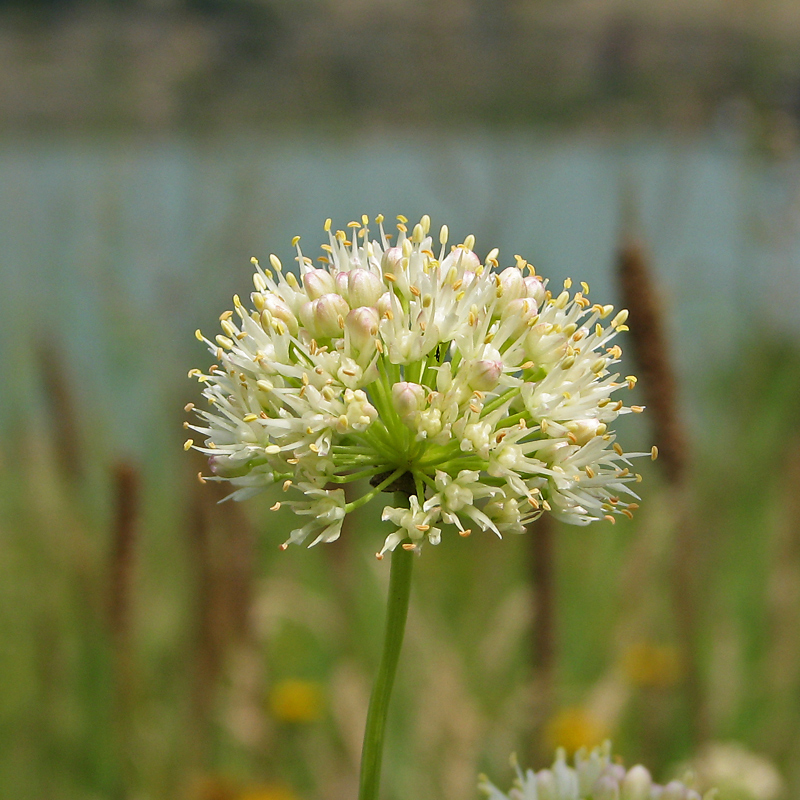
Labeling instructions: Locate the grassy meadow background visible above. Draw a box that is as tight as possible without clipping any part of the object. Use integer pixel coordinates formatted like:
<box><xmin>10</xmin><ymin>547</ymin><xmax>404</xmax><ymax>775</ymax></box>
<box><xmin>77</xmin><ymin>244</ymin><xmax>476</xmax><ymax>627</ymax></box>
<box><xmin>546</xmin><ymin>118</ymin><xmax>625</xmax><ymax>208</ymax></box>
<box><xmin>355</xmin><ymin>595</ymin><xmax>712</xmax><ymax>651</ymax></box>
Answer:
<box><xmin>2</xmin><ymin>3</ymin><xmax>800</xmax><ymax>800</ymax></box>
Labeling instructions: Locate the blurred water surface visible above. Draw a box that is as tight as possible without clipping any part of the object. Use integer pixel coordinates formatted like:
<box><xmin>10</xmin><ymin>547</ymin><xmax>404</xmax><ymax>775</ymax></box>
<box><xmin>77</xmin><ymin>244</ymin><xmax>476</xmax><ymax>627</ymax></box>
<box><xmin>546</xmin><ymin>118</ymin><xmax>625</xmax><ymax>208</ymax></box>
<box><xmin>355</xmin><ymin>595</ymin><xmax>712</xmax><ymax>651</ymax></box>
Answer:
<box><xmin>1</xmin><ymin>129</ymin><xmax>798</xmax><ymax>456</ymax></box>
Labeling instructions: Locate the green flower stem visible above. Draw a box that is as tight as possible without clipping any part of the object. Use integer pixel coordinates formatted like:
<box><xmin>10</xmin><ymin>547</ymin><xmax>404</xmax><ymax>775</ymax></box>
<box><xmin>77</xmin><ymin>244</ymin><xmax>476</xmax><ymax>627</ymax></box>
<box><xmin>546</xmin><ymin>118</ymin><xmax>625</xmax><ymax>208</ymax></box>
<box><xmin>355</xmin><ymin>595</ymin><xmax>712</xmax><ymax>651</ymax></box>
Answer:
<box><xmin>344</xmin><ymin>468</ymin><xmax>405</xmax><ymax>513</ymax></box>
<box><xmin>358</xmin><ymin>499</ymin><xmax>415</xmax><ymax>800</ymax></box>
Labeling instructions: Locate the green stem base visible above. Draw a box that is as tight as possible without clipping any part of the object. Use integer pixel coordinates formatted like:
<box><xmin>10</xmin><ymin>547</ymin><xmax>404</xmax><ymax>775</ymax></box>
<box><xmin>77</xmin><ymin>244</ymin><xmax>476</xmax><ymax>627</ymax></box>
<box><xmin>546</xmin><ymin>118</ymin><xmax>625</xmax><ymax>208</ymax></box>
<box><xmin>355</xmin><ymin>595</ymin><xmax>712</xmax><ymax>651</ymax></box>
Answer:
<box><xmin>358</xmin><ymin>518</ymin><xmax>415</xmax><ymax>800</ymax></box>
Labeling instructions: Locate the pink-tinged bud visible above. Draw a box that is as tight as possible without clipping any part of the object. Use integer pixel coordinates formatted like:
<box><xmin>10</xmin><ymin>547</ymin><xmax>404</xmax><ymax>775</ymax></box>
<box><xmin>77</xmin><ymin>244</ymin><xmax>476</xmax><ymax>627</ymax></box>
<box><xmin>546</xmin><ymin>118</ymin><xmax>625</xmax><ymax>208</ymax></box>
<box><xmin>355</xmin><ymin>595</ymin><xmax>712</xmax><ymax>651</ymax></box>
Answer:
<box><xmin>382</xmin><ymin>246</ymin><xmax>403</xmax><ymax>271</ymax></box>
<box><xmin>469</xmin><ymin>358</ymin><xmax>503</xmax><ymax>391</ymax></box>
<box><xmin>535</xmin><ymin>769</ymin><xmax>558</xmax><ymax>800</ymax></box>
<box><xmin>345</xmin><ymin>306</ymin><xmax>380</xmax><ymax>352</ymax></box>
<box><xmin>524</xmin><ymin>276</ymin><xmax>546</xmax><ymax>305</ymax></box>
<box><xmin>261</xmin><ymin>294</ymin><xmax>299</xmax><ymax>336</ymax></box>
<box><xmin>391</xmin><ymin>381</ymin><xmax>426</xmax><ymax>424</ymax></box>
<box><xmin>500</xmin><ymin>297</ymin><xmax>538</xmax><ymax>334</ymax></box>
<box><xmin>334</xmin><ymin>271</ymin><xmax>350</xmax><ymax>297</ymax></box>
<box><xmin>454</xmin><ymin>247</ymin><xmax>481</xmax><ymax>271</ymax></box>
<box><xmin>299</xmin><ymin>293</ymin><xmax>349</xmax><ymax>338</ymax></box>
<box><xmin>348</xmin><ymin>269</ymin><xmax>383</xmax><ymax>308</ymax></box>
<box><xmin>498</xmin><ymin>266</ymin><xmax>526</xmax><ymax>303</ymax></box>
<box><xmin>621</xmin><ymin>766</ymin><xmax>652</xmax><ymax>800</ymax></box>
<box><xmin>377</xmin><ymin>291</ymin><xmax>393</xmax><ymax>318</ymax></box>
<box><xmin>303</xmin><ymin>268</ymin><xmax>336</xmax><ymax>300</ymax></box>
<box><xmin>661</xmin><ymin>782</ymin><xmax>689</xmax><ymax>800</ymax></box>
<box><xmin>592</xmin><ymin>775</ymin><xmax>621</xmax><ymax>800</ymax></box>
<box><xmin>460</xmin><ymin>270</ymin><xmax>478</xmax><ymax>291</ymax></box>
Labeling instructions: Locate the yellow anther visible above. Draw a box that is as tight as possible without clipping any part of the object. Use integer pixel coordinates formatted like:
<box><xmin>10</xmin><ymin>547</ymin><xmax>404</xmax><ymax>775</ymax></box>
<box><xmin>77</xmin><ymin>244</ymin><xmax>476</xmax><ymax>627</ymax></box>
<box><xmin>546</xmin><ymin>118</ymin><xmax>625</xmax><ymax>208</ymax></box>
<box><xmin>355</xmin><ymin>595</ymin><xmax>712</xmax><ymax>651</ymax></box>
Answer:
<box><xmin>651</xmin><ymin>445</ymin><xmax>658</xmax><ymax>460</ymax></box>
<box><xmin>270</xmin><ymin>502</ymin><xmax>281</xmax><ymax>511</ymax></box>
<box><xmin>612</xmin><ymin>309</ymin><xmax>629</xmax><ymax>328</ymax></box>
<box><xmin>292</xmin><ymin>235</ymin><xmax>301</xmax><ymax>246</ymax></box>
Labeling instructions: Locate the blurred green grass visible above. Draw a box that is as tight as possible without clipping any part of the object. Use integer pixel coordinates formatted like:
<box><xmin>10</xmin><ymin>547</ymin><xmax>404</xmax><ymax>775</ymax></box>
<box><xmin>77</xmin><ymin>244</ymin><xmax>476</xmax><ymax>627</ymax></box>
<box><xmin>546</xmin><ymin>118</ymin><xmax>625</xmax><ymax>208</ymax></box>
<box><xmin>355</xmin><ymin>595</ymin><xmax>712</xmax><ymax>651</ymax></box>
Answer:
<box><xmin>1</xmin><ymin>133</ymin><xmax>799</xmax><ymax>800</ymax></box>
<box><xmin>1</xmin><ymin>332</ymin><xmax>799</xmax><ymax>800</ymax></box>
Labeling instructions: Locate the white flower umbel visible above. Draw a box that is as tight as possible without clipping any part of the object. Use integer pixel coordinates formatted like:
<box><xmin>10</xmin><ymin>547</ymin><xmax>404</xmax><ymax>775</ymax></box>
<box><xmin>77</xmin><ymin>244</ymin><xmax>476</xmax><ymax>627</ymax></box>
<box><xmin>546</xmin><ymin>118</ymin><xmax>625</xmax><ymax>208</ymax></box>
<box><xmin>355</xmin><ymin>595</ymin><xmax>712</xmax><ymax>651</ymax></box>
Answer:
<box><xmin>186</xmin><ymin>214</ymin><xmax>651</xmax><ymax>556</ymax></box>
<box><xmin>479</xmin><ymin>743</ymin><xmax>718</xmax><ymax>800</ymax></box>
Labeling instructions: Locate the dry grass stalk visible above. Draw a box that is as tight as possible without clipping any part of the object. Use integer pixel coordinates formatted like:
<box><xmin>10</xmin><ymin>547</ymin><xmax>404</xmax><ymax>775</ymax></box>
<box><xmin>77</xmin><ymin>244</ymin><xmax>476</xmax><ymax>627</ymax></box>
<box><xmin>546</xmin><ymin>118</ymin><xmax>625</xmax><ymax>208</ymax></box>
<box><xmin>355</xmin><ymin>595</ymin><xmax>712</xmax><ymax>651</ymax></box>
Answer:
<box><xmin>107</xmin><ymin>460</ymin><xmax>141</xmax><ymax>795</ymax></box>
<box><xmin>36</xmin><ymin>341</ymin><xmax>84</xmax><ymax>484</ymax></box>
<box><xmin>186</xmin><ymin>452</ymin><xmax>258</xmax><ymax>764</ymax></box>
<box><xmin>616</xmin><ymin>232</ymin><xmax>706</xmax><ymax>742</ymax></box>
<box><xmin>109</xmin><ymin>462</ymin><xmax>140</xmax><ymax>646</ymax></box>
<box><xmin>616</xmin><ymin>236</ymin><xmax>687</xmax><ymax>486</ymax></box>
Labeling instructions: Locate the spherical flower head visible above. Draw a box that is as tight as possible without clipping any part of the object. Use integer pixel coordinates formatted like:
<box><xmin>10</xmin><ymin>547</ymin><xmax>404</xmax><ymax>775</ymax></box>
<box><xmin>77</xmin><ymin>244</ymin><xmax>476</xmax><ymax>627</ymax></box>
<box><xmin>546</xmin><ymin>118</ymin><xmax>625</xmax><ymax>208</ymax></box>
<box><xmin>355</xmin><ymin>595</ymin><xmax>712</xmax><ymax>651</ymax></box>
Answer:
<box><xmin>479</xmin><ymin>743</ymin><xmax>718</xmax><ymax>800</ymax></box>
<box><xmin>186</xmin><ymin>214</ymin><xmax>651</xmax><ymax>556</ymax></box>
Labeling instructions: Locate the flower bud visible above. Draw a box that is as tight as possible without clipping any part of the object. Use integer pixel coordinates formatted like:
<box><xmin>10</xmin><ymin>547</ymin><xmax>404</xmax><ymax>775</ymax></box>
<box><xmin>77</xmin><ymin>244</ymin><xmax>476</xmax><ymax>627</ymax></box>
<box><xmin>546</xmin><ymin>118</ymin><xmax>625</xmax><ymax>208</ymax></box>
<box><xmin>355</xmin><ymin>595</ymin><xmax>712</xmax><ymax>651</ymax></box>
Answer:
<box><xmin>348</xmin><ymin>269</ymin><xmax>383</xmax><ymax>308</ymax></box>
<box><xmin>460</xmin><ymin>270</ymin><xmax>479</xmax><ymax>291</ymax></box>
<box><xmin>334</xmin><ymin>270</ymin><xmax>350</xmax><ymax>298</ymax></box>
<box><xmin>468</xmin><ymin>358</ymin><xmax>503</xmax><ymax>391</ymax></box>
<box><xmin>661</xmin><ymin>781</ymin><xmax>689</xmax><ymax>800</ymax></box>
<box><xmin>392</xmin><ymin>381</ymin><xmax>426</xmax><ymax>425</ymax></box>
<box><xmin>345</xmin><ymin>306</ymin><xmax>380</xmax><ymax>353</ymax></box>
<box><xmin>382</xmin><ymin>246</ymin><xmax>403</xmax><ymax>272</ymax></box>
<box><xmin>261</xmin><ymin>293</ymin><xmax>299</xmax><ymax>336</ymax></box>
<box><xmin>565</xmin><ymin>418</ymin><xmax>607</xmax><ymax>445</ymax></box>
<box><xmin>524</xmin><ymin>276</ymin><xmax>546</xmax><ymax>305</ymax></box>
<box><xmin>299</xmin><ymin>293</ymin><xmax>349</xmax><ymax>338</ymax></box>
<box><xmin>593</xmin><ymin>775</ymin><xmax>621</xmax><ymax>800</ymax></box>
<box><xmin>377</xmin><ymin>291</ymin><xmax>393</xmax><ymax>318</ymax></box>
<box><xmin>436</xmin><ymin>361</ymin><xmax>453</xmax><ymax>393</ymax></box>
<box><xmin>454</xmin><ymin>246</ymin><xmax>481</xmax><ymax>271</ymax></box>
<box><xmin>495</xmin><ymin>266</ymin><xmax>526</xmax><ymax>313</ymax></box>
<box><xmin>622</xmin><ymin>766</ymin><xmax>652</xmax><ymax>800</ymax></box>
<box><xmin>500</xmin><ymin>297</ymin><xmax>538</xmax><ymax>336</ymax></box>
<box><xmin>303</xmin><ymin>268</ymin><xmax>336</xmax><ymax>300</ymax></box>
<box><xmin>535</xmin><ymin>769</ymin><xmax>558</xmax><ymax>800</ymax></box>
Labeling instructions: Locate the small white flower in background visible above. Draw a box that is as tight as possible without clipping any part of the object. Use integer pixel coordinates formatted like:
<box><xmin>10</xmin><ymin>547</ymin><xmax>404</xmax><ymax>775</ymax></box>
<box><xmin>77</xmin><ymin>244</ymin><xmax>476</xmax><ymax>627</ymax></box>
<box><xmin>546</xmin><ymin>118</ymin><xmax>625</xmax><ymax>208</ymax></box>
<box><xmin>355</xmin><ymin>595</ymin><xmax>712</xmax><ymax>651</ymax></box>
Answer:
<box><xmin>186</xmin><ymin>214</ymin><xmax>651</xmax><ymax>556</ymax></box>
<box><xmin>682</xmin><ymin>742</ymin><xmax>784</xmax><ymax>800</ymax></box>
<box><xmin>479</xmin><ymin>743</ymin><xmax>718</xmax><ymax>800</ymax></box>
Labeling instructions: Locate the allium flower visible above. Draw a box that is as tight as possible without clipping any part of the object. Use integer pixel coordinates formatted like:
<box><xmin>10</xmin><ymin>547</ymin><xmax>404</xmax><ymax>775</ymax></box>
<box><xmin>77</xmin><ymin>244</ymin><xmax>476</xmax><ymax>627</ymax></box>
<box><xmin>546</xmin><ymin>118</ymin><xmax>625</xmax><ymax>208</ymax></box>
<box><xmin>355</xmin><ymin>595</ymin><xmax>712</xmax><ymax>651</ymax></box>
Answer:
<box><xmin>186</xmin><ymin>215</ymin><xmax>650</xmax><ymax>557</ymax></box>
<box><xmin>479</xmin><ymin>743</ymin><xmax>717</xmax><ymax>800</ymax></box>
